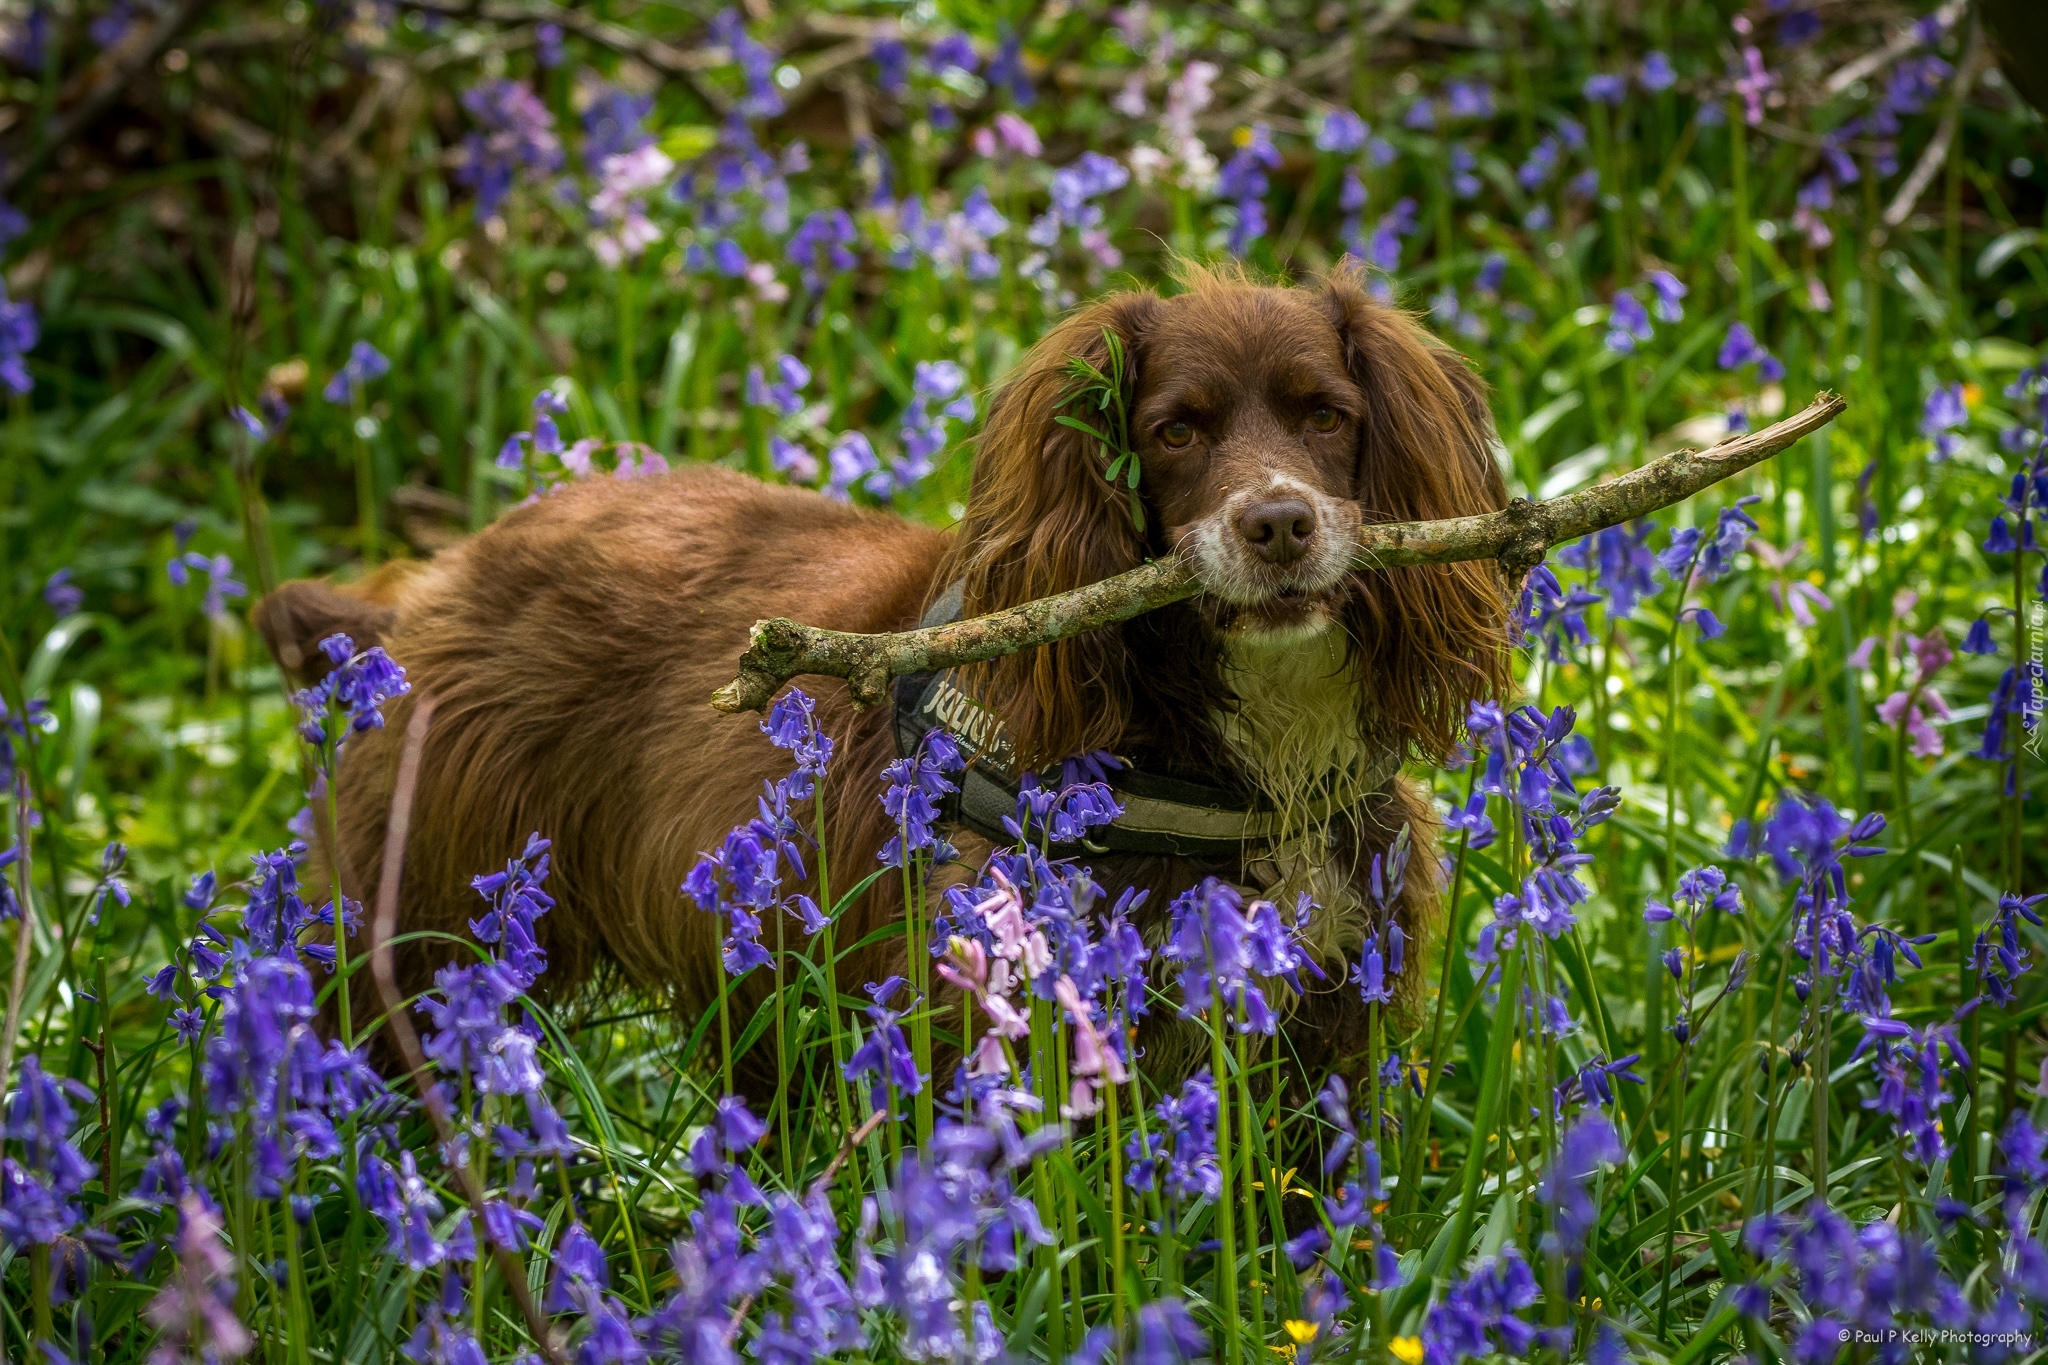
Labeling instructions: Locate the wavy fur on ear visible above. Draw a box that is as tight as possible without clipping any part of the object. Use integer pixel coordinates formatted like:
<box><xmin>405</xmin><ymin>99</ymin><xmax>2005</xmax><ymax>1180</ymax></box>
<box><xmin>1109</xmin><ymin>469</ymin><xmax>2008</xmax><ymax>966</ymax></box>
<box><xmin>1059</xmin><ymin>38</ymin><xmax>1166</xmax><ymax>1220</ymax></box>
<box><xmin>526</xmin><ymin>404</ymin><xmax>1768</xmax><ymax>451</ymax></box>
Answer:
<box><xmin>1321</xmin><ymin>261</ymin><xmax>1515</xmax><ymax>759</ymax></box>
<box><xmin>936</xmin><ymin>291</ymin><xmax>1165</xmax><ymax>769</ymax></box>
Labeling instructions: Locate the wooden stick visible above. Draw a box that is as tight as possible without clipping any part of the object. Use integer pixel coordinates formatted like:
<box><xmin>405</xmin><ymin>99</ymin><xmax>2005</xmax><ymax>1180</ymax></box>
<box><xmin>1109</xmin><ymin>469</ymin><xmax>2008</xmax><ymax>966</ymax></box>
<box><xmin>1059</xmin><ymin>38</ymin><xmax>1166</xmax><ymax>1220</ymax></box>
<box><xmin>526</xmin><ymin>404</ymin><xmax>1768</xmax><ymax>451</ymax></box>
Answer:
<box><xmin>711</xmin><ymin>391</ymin><xmax>1847</xmax><ymax>713</ymax></box>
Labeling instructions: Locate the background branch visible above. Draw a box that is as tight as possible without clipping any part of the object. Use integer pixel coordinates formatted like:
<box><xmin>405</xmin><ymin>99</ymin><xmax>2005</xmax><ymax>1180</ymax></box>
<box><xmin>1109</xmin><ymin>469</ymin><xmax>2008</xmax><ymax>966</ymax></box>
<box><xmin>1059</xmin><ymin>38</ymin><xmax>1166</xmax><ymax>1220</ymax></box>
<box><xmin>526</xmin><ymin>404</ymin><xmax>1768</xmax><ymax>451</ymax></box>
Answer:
<box><xmin>710</xmin><ymin>392</ymin><xmax>1847</xmax><ymax>714</ymax></box>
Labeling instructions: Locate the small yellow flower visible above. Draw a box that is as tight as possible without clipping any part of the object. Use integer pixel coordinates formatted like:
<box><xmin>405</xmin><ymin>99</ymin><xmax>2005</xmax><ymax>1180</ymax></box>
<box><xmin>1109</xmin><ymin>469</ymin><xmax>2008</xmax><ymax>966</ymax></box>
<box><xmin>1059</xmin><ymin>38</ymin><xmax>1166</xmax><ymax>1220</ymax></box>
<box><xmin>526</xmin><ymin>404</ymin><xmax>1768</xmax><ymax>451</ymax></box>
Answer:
<box><xmin>1285</xmin><ymin>1320</ymin><xmax>1320</xmax><ymax>1346</ymax></box>
<box><xmin>1391</xmin><ymin>1335</ymin><xmax>1426</xmax><ymax>1365</ymax></box>
<box><xmin>1233</xmin><ymin>125</ymin><xmax>1255</xmax><ymax>147</ymax></box>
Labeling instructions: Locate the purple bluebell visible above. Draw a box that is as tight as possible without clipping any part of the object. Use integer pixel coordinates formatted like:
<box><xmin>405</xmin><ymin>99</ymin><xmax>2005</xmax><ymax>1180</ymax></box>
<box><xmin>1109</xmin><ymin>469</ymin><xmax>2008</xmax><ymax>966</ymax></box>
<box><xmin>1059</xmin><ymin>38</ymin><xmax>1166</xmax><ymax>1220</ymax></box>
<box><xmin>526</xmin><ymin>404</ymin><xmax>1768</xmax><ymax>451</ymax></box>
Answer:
<box><xmin>787</xmin><ymin>208</ymin><xmax>859</xmax><ymax>288</ymax></box>
<box><xmin>1316</xmin><ymin>109</ymin><xmax>1368</xmax><ymax>153</ymax></box>
<box><xmin>581</xmin><ymin>87</ymin><xmax>653</xmax><ymax>173</ymax></box>
<box><xmin>167</xmin><ymin>551</ymin><xmax>249</xmax><ymax>622</ymax></box>
<box><xmin>985</xmin><ymin>25</ymin><xmax>1034</xmax><ymax>106</ymax></box>
<box><xmin>0</xmin><ymin>1055</ymin><xmax>94</xmax><ymax>1248</ymax></box>
<box><xmin>1129</xmin><ymin>1299</ymin><xmax>1208</xmax><ymax>1365</ymax></box>
<box><xmin>1716</xmin><ymin>321</ymin><xmax>1784</xmax><ymax>381</ymax></box>
<box><xmin>1921</xmin><ymin>383</ymin><xmax>1967</xmax><ymax>460</ymax></box>
<box><xmin>1641</xmin><ymin>51</ymin><xmax>1677</xmax><ymax>91</ymax></box>
<box><xmin>1421</xmin><ymin>1249</ymin><xmax>1540</xmax><ymax>1363</ymax></box>
<box><xmin>0</xmin><ymin>282</ymin><xmax>36</xmax><ymax>394</ymax></box>
<box><xmin>880</xmin><ymin>727</ymin><xmax>966</xmax><ymax>867</ymax></box>
<box><xmin>1647</xmin><ymin>269</ymin><xmax>1687</xmax><ymax>322</ymax></box>
<box><xmin>1557</xmin><ymin>520</ymin><xmax>1658</xmax><ymax>618</ymax></box>
<box><xmin>745</xmin><ymin>353</ymin><xmax>811</xmax><ymax>419</ymax></box>
<box><xmin>1963</xmin><ymin>616</ymin><xmax>1999</xmax><ymax>655</ymax></box>
<box><xmin>1445</xmin><ymin>79</ymin><xmax>1493</xmax><ymax>119</ymax></box>
<box><xmin>41</xmin><ymin>568</ymin><xmax>81</xmax><ymax>617</ymax></box>
<box><xmin>454</xmin><ymin>80</ymin><xmax>563</xmax><ymax>217</ymax></box>
<box><xmin>1126</xmin><ymin>1071</ymin><xmax>1220</xmax><ymax>1202</ymax></box>
<box><xmin>1538</xmin><ymin>1113</ymin><xmax>1621</xmax><ymax>1257</ymax></box>
<box><xmin>1555</xmin><ymin>1053</ymin><xmax>1644</xmax><ymax>1112</ymax></box>
<box><xmin>1583</xmin><ymin>72</ymin><xmax>1627</xmax><ymax>104</ymax></box>
<box><xmin>1520</xmin><ymin>563</ymin><xmax>1603</xmax><ymax>662</ymax></box>
<box><xmin>844</xmin><ymin>981</ymin><xmax>923</xmax><ymax>1112</ymax></box>
<box><xmin>1448</xmin><ymin>143</ymin><xmax>1481</xmax><ymax>199</ymax></box>
<box><xmin>291</xmin><ymin>634</ymin><xmax>410</xmax><ymax>753</ymax></box>
<box><xmin>708</xmin><ymin>9</ymin><xmax>786</xmax><ymax>119</ymax></box>
<box><xmin>321</xmin><ymin>340</ymin><xmax>391</xmax><ymax>405</ymax></box>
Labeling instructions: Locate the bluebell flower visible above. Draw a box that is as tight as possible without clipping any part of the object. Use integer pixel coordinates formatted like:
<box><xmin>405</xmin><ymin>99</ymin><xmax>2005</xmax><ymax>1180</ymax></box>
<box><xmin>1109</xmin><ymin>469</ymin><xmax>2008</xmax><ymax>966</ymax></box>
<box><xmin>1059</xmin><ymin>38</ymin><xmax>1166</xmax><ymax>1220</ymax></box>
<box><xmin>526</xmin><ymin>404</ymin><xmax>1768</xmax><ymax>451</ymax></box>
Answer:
<box><xmin>1421</xmin><ymin>1249</ymin><xmax>1540</xmax><ymax>1363</ymax></box>
<box><xmin>1555</xmin><ymin>1053</ymin><xmax>1644</xmax><ymax>1112</ymax></box>
<box><xmin>1538</xmin><ymin>1113</ymin><xmax>1621</xmax><ymax>1257</ymax></box>
<box><xmin>745</xmin><ymin>353</ymin><xmax>811</xmax><ymax>419</ymax></box>
<box><xmin>1028</xmin><ymin>150</ymin><xmax>1130</xmax><ymax>265</ymax></box>
<box><xmin>1583</xmin><ymin>72</ymin><xmax>1627</xmax><ymax>104</ymax></box>
<box><xmin>870</xmin><ymin>37</ymin><xmax>909</xmax><ymax>95</ymax></box>
<box><xmin>291</xmin><ymin>633</ymin><xmax>410</xmax><ymax>752</ymax></box>
<box><xmin>1519</xmin><ymin>562</ymin><xmax>1602</xmax><ymax>661</ymax></box>
<box><xmin>786</xmin><ymin>208</ymin><xmax>859</xmax><ymax>288</ymax></box>
<box><xmin>581</xmin><ymin>86</ymin><xmax>652</xmax><ymax>172</ymax></box>
<box><xmin>1641</xmin><ymin>51</ymin><xmax>1677</xmax><ymax>91</ymax></box>
<box><xmin>167</xmin><ymin>551</ymin><xmax>249</xmax><ymax>622</ymax></box>
<box><xmin>1448</xmin><ymin>143</ymin><xmax>1481</xmax><ymax>199</ymax></box>
<box><xmin>534</xmin><ymin>20</ymin><xmax>563</xmax><ymax>67</ymax></box>
<box><xmin>1984</xmin><ymin>516</ymin><xmax>2019</xmax><ymax>554</ymax></box>
<box><xmin>1922</xmin><ymin>383</ymin><xmax>1968</xmax><ymax>459</ymax></box>
<box><xmin>710</xmin><ymin>237</ymin><xmax>749</xmax><ymax>276</ymax></box>
<box><xmin>321</xmin><ymin>340</ymin><xmax>391</xmax><ymax>405</ymax></box>
<box><xmin>708</xmin><ymin>9</ymin><xmax>786</xmax><ymax>119</ymax></box>
<box><xmin>880</xmin><ymin>728</ymin><xmax>966</xmax><ymax>867</ymax></box>
<box><xmin>844</xmin><ymin>981</ymin><xmax>923</xmax><ymax>1113</ymax></box>
<box><xmin>0</xmin><ymin>282</ymin><xmax>38</xmax><ymax>395</ymax></box>
<box><xmin>985</xmin><ymin>25</ymin><xmax>1034</xmax><ymax>105</ymax></box>
<box><xmin>454</xmin><ymin>79</ymin><xmax>564</xmax><ymax>218</ymax></box>
<box><xmin>1647</xmin><ymin>269</ymin><xmax>1687</xmax><ymax>322</ymax></box>
<box><xmin>1129</xmin><ymin>1299</ymin><xmax>1209</xmax><ymax>1365</ymax></box>
<box><xmin>1475</xmin><ymin>251</ymin><xmax>1507</xmax><ymax>297</ymax></box>
<box><xmin>876</xmin><ymin>359</ymin><xmax>978</xmax><ymax>494</ymax></box>
<box><xmin>1126</xmin><ymin>1071</ymin><xmax>1220</xmax><ymax>1202</ymax></box>
<box><xmin>1716</xmin><ymin>321</ymin><xmax>1784</xmax><ymax>380</ymax></box>
<box><xmin>825</xmin><ymin>431</ymin><xmax>880</xmax><ymax>500</ymax></box>
<box><xmin>41</xmin><ymin>568</ymin><xmax>80</xmax><ymax>617</ymax></box>
<box><xmin>1160</xmin><ymin>877</ymin><xmax>1308</xmax><ymax>1033</ymax></box>
<box><xmin>1362</xmin><ymin>196</ymin><xmax>1418</xmax><ymax>273</ymax></box>
<box><xmin>0</xmin><ymin>1055</ymin><xmax>94</xmax><ymax>1249</ymax></box>
<box><xmin>1517</xmin><ymin>135</ymin><xmax>1562</xmax><ymax>192</ymax></box>
<box><xmin>1316</xmin><ymin>109</ymin><xmax>1368</xmax><ymax>153</ymax></box>
<box><xmin>1963</xmin><ymin>615</ymin><xmax>2000</xmax><ymax>655</ymax></box>
<box><xmin>1445</xmin><ymin>79</ymin><xmax>1494</xmax><ymax>119</ymax></box>
<box><xmin>1558</xmin><ymin>520</ymin><xmax>1658</xmax><ymax>618</ymax></box>
<box><xmin>927</xmin><ymin>32</ymin><xmax>977</xmax><ymax>75</ymax></box>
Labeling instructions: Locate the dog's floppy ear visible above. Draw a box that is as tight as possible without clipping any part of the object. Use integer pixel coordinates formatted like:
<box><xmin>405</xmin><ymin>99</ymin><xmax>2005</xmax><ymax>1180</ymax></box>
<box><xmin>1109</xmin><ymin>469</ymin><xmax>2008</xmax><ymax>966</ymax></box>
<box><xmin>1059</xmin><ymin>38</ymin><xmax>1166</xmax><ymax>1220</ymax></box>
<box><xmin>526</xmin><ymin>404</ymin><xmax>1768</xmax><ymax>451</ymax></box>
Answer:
<box><xmin>1320</xmin><ymin>262</ymin><xmax>1514</xmax><ymax>759</ymax></box>
<box><xmin>940</xmin><ymin>289</ymin><xmax>1162</xmax><ymax>769</ymax></box>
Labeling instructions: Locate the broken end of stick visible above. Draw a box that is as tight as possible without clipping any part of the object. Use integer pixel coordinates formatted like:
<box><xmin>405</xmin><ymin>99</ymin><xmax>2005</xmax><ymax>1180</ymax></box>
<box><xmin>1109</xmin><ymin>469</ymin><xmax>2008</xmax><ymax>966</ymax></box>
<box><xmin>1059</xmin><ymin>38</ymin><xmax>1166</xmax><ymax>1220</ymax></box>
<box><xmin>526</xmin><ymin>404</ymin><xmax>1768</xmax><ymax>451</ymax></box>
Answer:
<box><xmin>709</xmin><ymin>618</ymin><xmax>810</xmax><ymax>714</ymax></box>
<box><xmin>709</xmin><ymin>617</ymin><xmax>895</xmax><ymax>712</ymax></box>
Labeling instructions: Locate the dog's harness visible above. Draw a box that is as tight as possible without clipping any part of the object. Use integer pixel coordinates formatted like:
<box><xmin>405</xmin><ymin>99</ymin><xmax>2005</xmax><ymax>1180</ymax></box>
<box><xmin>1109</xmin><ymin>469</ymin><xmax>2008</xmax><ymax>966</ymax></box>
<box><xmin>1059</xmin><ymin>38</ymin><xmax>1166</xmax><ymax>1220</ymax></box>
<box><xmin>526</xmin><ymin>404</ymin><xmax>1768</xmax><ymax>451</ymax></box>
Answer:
<box><xmin>891</xmin><ymin>582</ymin><xmax>1404</xmax><ymax>861</ymax></box>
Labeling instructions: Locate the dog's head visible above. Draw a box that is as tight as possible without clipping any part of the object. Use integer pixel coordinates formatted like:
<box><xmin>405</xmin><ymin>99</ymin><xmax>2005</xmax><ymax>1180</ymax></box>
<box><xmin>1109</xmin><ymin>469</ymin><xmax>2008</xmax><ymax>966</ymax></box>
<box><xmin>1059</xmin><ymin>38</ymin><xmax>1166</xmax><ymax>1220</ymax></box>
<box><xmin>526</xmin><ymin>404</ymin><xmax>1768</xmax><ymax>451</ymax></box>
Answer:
<box><xmin>944</xmin><ymin>261</ymin><xmax>1512</xmax><ymax>768</ymax></box>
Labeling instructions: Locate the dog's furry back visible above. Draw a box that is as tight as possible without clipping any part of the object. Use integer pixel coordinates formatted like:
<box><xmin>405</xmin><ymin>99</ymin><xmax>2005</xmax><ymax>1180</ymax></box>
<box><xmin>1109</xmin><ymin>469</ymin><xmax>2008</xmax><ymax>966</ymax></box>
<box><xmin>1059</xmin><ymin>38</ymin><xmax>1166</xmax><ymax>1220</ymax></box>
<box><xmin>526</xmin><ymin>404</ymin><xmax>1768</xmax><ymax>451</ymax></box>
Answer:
<box><xmin>260</xmin><ymin>465</ymin><xmax>944</xmax><ymax>1033</ymax></box>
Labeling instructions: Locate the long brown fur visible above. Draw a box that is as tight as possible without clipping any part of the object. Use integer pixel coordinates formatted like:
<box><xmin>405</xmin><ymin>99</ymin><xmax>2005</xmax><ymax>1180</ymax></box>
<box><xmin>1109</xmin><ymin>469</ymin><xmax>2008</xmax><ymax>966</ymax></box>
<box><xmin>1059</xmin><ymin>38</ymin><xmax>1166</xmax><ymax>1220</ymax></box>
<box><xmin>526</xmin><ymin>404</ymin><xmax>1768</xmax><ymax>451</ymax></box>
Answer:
<box><xmin>259</xmin><ymin>262</ymin><xmax>1512</xmax><ymax>1097</ymax></box>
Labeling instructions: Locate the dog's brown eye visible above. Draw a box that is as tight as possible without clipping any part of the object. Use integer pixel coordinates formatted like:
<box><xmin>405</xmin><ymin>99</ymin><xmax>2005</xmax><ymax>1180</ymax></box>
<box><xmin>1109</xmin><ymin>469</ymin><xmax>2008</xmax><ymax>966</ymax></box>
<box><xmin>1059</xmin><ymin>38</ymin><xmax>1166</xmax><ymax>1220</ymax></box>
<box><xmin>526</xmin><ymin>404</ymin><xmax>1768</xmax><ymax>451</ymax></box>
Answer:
<box><xmin>1307</xmin><ymin>406</ymin><xmax>1341</xmax><ymax>433</ymax></box>
<box><xmin>1161</xmin><ymin>421</ymin><xmax>1195</xmax><ymax>448</ymax></box>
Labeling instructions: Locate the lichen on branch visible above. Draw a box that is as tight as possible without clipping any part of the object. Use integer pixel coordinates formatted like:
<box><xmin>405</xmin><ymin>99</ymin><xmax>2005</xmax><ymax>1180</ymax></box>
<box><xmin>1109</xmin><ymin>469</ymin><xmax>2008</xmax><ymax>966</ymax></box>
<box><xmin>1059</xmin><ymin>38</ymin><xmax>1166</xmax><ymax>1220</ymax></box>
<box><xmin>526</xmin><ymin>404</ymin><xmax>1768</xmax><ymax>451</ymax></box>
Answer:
<box><xmin>710</xmin><ymin>391</ymin><xmax>1848</xmax><ymax>714</ymax></box>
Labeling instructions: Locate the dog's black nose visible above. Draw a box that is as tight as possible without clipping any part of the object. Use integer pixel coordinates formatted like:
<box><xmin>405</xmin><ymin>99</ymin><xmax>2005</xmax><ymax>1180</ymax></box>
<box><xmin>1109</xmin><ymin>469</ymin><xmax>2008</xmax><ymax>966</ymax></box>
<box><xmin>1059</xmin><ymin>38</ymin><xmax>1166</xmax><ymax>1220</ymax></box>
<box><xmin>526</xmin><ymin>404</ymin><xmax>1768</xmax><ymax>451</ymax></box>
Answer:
<box><xmin>1236</xmin><ymin>498</ymin><xmax>1317</xmax><ymax>565</ymax></box>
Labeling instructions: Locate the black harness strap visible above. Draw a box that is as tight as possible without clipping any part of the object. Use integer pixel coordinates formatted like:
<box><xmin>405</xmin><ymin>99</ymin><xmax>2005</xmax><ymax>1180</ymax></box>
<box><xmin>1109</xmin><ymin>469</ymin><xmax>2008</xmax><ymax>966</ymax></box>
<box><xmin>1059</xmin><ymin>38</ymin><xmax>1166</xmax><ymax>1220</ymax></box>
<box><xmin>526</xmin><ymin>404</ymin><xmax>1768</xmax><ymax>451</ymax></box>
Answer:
<box><xmin>892</xmin><ymin>583</ymin><xmax>1402</xmax><ymax>861</ymax></box>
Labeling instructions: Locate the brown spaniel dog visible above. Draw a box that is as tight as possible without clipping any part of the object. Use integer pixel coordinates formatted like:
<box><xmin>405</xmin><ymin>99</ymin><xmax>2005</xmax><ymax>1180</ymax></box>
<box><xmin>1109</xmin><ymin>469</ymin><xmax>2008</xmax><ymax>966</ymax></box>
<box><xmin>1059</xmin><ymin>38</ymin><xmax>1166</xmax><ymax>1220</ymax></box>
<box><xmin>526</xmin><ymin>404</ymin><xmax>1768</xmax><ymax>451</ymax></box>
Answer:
<box><xmin>257</xmin><ymin>261</ymin><xmax>1512</xmax><ymax>1089</ymax></box>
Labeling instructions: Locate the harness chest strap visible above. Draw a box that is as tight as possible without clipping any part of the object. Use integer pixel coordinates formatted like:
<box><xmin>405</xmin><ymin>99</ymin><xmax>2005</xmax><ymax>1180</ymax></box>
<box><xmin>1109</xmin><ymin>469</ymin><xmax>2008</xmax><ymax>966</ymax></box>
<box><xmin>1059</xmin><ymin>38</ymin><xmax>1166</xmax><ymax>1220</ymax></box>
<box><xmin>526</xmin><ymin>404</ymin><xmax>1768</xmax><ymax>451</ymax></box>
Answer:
<box><xmin>891</xmin><ymin>582</ymin><xmax>1402</xmax><ymax>861</ymax></box>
